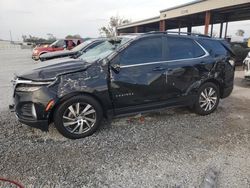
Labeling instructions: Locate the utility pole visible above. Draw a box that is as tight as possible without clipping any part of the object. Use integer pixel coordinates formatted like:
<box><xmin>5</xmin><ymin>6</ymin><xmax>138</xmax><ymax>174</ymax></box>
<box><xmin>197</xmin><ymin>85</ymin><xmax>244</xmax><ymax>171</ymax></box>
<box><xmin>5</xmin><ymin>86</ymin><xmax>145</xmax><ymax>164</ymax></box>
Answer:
<box><xmin>9</xmin><ymin>30</ymin><xmax>13</xmax><ymax>43</ymax></box>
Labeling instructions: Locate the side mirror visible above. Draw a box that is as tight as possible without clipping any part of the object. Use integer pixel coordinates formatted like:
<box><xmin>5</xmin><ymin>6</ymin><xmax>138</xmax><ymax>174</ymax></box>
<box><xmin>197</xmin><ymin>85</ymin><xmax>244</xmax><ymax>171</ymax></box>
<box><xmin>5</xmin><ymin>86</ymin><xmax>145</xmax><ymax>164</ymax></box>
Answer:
<box><xmin>111</xmin><ymin>64</ymin><xmax>121</xmax><ymax>73</ymax></box>
<box><xmin>108</xmin><ymin>55</ymin><xmax>121</xmax><ymax>73</ymax></box>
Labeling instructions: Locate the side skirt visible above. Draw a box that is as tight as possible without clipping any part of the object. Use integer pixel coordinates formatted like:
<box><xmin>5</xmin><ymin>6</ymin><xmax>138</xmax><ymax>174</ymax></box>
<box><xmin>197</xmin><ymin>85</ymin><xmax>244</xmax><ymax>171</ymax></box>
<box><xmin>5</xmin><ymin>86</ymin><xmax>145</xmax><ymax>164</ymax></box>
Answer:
<box><xmin>107</xmin><ymin>95</ymin><xmax>196</xmax><ymax>119</ymax></box>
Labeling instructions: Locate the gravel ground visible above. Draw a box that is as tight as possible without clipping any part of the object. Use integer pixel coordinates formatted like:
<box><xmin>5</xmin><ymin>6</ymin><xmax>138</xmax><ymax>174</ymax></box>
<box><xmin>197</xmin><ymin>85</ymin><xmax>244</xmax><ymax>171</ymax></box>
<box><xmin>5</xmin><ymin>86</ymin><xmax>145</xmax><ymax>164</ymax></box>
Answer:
<box><xmin>0</xmin><ymin>49</ymin><xmax>250</xmax><ymax>188</ymax></box>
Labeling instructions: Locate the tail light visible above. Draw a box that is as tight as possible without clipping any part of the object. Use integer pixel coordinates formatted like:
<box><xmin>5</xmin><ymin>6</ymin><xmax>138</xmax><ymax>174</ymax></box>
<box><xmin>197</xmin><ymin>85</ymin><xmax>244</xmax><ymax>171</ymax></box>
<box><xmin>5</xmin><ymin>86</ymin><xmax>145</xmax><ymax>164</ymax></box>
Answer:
<box><xmin>228</xmin><ymin>59</ymin><xmax>235</xmax><ymax>67</ymax></box>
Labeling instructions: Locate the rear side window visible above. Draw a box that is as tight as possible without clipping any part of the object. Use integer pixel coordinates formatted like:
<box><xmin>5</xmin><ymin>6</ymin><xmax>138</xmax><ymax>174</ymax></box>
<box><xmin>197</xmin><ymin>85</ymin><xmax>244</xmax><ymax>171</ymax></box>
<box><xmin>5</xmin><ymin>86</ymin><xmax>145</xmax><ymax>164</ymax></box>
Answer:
<box><xmin>165</xmin><ymin>37</ymin><xmax>205</xmax><ymax>61</ymax></box>
<box><xmin>120</xmin><ymin>36</ymin><xmax>162</xmax><ymax>65</ymax></box>
<box><xmin>198</xmin><ymin>39</ymin><xmax>228</xmax><ymax>57</ymax></box>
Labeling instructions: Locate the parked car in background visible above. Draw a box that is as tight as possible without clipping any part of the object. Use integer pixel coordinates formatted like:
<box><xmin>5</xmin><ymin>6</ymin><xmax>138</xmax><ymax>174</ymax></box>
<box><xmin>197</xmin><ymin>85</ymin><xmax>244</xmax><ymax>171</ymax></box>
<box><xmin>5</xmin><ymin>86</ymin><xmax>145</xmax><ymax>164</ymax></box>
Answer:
<box><xmin>231</xmin><ymin>42</ymin><xmax>250</xmax><ymax>66</ymax></box>
<box><xmin>32</xmin><ymin>39</ymin><xmax>83</xmax><ymax>61</ymax></box>
<box><xmin>243</xmin><ymin>52</ymin><xmax>250</xmax><ymax>81</ymax></box>
<box><xmin>39</xmin><ymin>39</ymin><xmax>105</xmax><ymax>61</ymax></box>
<box><xmin>11</xmin><ymin>32</ymin><xmax>235</xmax><ymax>139</ymax></box>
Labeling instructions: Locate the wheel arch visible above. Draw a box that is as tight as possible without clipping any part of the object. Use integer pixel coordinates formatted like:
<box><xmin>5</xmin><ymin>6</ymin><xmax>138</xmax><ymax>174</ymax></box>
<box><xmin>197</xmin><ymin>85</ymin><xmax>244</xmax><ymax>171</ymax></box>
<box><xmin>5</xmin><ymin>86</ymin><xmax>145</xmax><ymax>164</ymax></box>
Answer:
<box><xmin>48</xmin><ymin>91</ymin><xmax>107</xmax><ymax>124</ymax></box>
<box><xmin>38</xmin><ymin>51</ymin><xmax>48</xmax><ymax>57</ymax></box>
<box><xmin>202</xmin><ymin>78</ymin><xmax>223</xmax><ymax>97</ymax></box>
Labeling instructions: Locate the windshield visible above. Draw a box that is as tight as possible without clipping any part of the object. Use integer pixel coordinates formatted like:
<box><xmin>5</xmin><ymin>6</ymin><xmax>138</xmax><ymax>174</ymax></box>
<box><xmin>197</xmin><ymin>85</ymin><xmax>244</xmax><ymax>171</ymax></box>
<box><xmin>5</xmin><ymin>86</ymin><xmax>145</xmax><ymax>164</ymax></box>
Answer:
<box><xmin>49</xmin><ymin>40</ymin><xmax>58</xmax><ymax>47</ymax></box>
<box><xmin>49</xmin><ymin>39</ymin><xmax>65</xmax><ymax>47</ymax></box>
<box><xmin>79</xmin><ymin>37</ymin><xmax>132</xmax><ymax>62</ymax></box>
<box><xmin>71</xmin><ymin>39</ymin><xmax>92</xmax><ymax>52</ymax></box>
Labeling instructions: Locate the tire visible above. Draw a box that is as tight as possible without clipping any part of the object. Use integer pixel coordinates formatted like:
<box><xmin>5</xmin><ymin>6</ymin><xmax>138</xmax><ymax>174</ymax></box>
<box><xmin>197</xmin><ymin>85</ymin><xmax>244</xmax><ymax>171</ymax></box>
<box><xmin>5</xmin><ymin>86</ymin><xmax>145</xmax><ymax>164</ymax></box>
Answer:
<box><xmin>193</xmin><ymin>82</ymin><xmax>220</xmax><ymax>115</ymax></box>
<box><xmin>54</xmin><ymin>95</ymin><xmax>103</xmax><ymax>139</ymax></box>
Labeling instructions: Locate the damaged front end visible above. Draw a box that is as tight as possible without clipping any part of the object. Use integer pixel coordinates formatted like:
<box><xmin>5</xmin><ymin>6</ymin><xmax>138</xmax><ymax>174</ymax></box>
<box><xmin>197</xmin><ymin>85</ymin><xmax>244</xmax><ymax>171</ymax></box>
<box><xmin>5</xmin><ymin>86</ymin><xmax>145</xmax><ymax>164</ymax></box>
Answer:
<box><xmin>10</xmin><ymin>77</ymin><xmax>58</xmax><ymax>131</ymax></box>
<box><xmin>10</xmin><ymin>59</ymin><xmax>112</xmax><ymax>131</ymax></box>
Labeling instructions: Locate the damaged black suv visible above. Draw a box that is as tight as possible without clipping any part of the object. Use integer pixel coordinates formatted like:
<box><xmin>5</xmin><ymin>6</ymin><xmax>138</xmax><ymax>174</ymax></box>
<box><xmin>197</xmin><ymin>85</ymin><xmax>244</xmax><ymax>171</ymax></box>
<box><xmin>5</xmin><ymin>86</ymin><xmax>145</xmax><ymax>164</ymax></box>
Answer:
<box><xmin>11</xmin><ymin>32</ymin><xmax>235</xmax><ymax>139</ymax></box>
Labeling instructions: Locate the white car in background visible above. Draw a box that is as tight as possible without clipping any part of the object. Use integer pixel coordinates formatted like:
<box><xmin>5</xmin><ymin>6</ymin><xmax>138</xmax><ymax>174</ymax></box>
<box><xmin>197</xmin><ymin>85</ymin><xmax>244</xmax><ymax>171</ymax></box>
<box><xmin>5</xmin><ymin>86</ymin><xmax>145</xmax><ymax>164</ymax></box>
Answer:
<box><xmin>243</xmin><ymin>52</ymin><xmax>250</xmax><ymax>81</ymax></box>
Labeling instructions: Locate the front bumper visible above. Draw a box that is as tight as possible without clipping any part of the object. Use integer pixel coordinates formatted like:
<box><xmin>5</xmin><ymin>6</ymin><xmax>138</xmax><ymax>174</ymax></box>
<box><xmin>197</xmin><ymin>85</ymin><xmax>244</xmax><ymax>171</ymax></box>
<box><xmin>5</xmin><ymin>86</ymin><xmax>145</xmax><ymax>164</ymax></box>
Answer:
<box><xmin>32</xmin><ymin>54</ymin><xmax>39</xmax><ymax>61</ymax></box>
<box><xmin>9</xmin><ymin>104</ymin><xmax>49</xmax><ymax>131</ymax></box>
<box><xmin>11</xmin><ymin>85</ymin><xmax>58</xmax><ymax>131</ymax></box>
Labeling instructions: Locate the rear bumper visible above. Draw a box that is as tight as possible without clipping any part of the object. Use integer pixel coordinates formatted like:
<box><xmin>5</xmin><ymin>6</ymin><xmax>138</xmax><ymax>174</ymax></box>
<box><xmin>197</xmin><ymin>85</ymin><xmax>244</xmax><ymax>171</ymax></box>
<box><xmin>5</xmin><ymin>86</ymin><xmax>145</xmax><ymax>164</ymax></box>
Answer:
<box><xmin>221</xmin><ymin>85</ymin><xmax>233</xmax><ymax>99</ymax></box>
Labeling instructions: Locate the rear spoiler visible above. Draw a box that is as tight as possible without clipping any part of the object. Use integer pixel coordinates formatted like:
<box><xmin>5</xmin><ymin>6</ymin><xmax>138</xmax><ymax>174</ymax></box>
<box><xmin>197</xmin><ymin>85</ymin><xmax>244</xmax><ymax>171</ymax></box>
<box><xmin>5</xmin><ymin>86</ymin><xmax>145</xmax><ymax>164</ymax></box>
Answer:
<box><xmin>219</xmin><ymin>40</ymin><xmax>236</xmax><ymax>57</ymax></box>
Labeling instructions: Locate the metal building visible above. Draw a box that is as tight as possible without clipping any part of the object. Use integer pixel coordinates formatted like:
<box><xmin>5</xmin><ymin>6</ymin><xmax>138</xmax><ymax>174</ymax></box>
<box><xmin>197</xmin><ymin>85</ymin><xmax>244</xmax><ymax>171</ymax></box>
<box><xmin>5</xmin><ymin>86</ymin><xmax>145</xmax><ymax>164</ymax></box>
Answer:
<box><xmin>117</xmin><ymin>0</ymin><xmax>250</xmax><ymax>38</ymax></box>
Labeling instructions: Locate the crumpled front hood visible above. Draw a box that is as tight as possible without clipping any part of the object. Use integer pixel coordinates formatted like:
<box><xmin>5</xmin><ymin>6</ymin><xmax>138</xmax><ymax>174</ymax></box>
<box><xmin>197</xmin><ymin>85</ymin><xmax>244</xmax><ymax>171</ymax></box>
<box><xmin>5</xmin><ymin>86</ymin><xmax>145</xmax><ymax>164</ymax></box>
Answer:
<box><xmin>16</xmin><ymin>58</ymin><xmax>91</xmax><ymax>81</ymax></box>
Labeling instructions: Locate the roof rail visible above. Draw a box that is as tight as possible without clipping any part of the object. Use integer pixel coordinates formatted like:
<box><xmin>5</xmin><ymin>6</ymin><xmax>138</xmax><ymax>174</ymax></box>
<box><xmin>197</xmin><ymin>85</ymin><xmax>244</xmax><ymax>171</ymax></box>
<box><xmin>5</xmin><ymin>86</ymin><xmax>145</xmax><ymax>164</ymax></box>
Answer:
<box><xmin>138</xmin><ymin>31</ymin><xmax>211</xmax><ymax>38</ymax></box>
<box><xmin>165</xmin><ymin>31</ymin><xmax>211</xmax><ymax>38</ymax></box>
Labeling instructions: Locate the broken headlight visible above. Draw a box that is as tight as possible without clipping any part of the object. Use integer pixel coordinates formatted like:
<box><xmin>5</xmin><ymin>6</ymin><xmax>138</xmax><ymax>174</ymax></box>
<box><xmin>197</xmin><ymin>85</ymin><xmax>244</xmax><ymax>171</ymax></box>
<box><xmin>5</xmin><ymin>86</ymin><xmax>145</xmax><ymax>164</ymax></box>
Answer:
<box><xmin>16</xmin><ymin>85</ymin><xmax>43</xmax><ymax>92</ymax></box>
<box><xmin>14</xmin><ymin>79</ymin><xmax>55</xmax><ymax>92</ymax></box>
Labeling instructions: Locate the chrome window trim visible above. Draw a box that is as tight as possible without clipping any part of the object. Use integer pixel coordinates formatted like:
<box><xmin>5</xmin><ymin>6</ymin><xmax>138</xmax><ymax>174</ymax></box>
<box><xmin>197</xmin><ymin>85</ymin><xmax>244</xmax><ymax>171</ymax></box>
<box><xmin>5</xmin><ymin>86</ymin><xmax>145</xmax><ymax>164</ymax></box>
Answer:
<box><xmin>120</xmin><ymin>39</ymin><xmax>209</xmax><ymax>68</ymax></box>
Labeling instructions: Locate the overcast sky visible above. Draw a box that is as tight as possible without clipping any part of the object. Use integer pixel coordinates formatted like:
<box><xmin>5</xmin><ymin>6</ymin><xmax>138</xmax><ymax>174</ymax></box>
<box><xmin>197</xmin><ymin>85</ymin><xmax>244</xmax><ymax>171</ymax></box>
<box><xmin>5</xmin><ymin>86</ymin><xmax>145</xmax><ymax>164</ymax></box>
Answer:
<box><xmin>0</xmin><ymin>0</ymin><xmax>249</xmax><ymax>41</ymax></box>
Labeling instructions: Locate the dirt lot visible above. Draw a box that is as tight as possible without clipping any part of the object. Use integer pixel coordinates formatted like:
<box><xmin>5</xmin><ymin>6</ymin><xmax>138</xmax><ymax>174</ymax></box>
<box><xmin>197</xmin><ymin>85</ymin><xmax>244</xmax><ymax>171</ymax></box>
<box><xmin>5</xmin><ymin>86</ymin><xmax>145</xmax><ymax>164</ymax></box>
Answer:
<box><xmin>0</xmin><ymin>49</ymin><xmax>250</xmax><ymax>187</ymax></box>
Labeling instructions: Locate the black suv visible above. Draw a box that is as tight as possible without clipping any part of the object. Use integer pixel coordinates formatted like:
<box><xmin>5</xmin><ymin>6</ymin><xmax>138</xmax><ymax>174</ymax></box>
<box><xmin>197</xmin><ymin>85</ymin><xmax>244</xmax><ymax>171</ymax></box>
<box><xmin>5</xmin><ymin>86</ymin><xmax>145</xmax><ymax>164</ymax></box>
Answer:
<box><xmin>11</xmin><ymin>32</ymin><xmax>235</xmax><ymax>139</ymax></box>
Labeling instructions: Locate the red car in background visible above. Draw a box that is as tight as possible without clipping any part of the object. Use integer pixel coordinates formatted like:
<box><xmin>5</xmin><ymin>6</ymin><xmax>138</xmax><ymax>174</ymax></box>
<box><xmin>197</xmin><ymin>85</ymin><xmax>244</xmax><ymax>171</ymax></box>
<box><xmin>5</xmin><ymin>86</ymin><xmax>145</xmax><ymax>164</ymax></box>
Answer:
<box><xmin>32</xmin><ymin>39</ymin><xmax>83</xmax><ymax>61</ymax></box>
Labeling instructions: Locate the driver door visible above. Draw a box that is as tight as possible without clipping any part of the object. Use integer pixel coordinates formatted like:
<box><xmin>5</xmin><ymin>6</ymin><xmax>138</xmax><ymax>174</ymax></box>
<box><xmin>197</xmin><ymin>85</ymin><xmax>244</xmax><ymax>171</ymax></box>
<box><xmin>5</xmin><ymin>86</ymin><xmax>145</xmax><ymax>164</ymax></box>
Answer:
<box><xmin>110</xmin><ymin>36</ymin><xmax>169</xmax><ymax>113</ymax></box>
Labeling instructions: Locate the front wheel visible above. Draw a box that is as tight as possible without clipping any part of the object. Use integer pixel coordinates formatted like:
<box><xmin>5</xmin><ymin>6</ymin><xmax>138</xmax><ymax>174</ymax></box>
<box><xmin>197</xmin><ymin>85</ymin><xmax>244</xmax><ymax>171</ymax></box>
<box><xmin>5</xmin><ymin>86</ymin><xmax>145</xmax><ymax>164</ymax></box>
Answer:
<box><xmin>54</xmin><ymin>95</ymin><xmax>103</xmax><ymax>139</ymax></box>
<box><xmin>193</xmin><ymin>82</ymin><xmax>220</xmax><ymax>115</ymax></box>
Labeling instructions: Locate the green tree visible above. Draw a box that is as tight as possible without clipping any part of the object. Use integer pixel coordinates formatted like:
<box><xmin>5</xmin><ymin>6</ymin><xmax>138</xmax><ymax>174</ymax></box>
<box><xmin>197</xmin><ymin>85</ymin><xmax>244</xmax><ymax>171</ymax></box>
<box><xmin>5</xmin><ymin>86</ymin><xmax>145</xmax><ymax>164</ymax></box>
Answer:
<box><xmin>236</xmin><ymin>29</ymin><xmax>245</xmax><ymax>37</ymax></box>
<box><xmin>100</xmin><ymin>16</ymin><xmax>131</xmax><ymax>37</ymax></box>
<box><xmin>65</xmin><ymin>34</ymin><xmax>82</xmax><ymax>39</ymax></box>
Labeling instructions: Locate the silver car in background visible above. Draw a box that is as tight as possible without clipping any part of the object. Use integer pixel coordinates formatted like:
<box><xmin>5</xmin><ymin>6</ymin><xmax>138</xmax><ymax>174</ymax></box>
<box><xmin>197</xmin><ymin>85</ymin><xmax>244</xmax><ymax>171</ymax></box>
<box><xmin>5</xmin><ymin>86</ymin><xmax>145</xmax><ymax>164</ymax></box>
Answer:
<box><xmin>243</xmin><ymin>52</ymin><xmax>250</xmax><ymax>81</ymax></box>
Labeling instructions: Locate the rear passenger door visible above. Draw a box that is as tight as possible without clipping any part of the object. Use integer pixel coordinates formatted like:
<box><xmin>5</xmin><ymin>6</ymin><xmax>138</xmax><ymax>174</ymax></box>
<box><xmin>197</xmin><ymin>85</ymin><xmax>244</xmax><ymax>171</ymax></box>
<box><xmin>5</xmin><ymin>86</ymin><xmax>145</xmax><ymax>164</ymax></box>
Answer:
<box><xmin>164</xmin><ymin>36</ymin><xmax>208</xmax><ymax>98</ymax></box>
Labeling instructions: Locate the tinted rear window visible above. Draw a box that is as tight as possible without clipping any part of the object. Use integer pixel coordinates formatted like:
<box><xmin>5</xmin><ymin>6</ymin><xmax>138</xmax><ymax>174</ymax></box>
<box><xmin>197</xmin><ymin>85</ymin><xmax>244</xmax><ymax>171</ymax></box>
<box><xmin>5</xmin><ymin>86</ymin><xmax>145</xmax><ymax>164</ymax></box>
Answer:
<box><xmin>165</xmin><ymin>37</ymin><xmax>205</xmax><ymax>61</ymax></box>
<box><xmin>198</xmin><ymin>39</ymin><xmax>228</xmax><ymax>57</ymax></box>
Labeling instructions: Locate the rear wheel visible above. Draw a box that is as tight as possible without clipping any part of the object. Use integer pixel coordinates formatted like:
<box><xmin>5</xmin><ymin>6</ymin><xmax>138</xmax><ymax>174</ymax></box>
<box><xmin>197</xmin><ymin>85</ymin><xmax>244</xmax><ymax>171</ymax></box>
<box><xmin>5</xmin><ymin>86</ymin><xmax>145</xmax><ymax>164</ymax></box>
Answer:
<box><xmin>54</xmin><ymin>95</ymin><xmax>103</xmax><ymax>139</ymax></box>
<box><xmin>193</xmin><ymin>82</ymin><xmax>220</xmax><ymax>115</ymax></box>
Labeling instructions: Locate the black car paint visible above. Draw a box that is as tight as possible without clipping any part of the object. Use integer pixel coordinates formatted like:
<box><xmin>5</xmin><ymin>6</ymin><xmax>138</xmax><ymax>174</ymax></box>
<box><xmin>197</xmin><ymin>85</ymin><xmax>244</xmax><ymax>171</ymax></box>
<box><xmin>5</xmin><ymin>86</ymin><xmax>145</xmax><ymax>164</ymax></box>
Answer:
<box><xmin>12</xmin><ymin>33</ymin><xmax>234</xmax><ymax>131</ymax></box>
<box><xmin>17</xmin><ymin>59</ymin><xmax>90</xmax><ymax>81</ymax></box>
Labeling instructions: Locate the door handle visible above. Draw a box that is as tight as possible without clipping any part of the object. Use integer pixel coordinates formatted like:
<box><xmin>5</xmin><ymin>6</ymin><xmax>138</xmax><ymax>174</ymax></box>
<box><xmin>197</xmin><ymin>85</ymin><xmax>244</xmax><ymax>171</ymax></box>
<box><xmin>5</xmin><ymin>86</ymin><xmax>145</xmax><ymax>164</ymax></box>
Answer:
<box><xmin>153</xmin><ymin>67</ymin><xmax>165</xmax><ymax>71</ymax></box>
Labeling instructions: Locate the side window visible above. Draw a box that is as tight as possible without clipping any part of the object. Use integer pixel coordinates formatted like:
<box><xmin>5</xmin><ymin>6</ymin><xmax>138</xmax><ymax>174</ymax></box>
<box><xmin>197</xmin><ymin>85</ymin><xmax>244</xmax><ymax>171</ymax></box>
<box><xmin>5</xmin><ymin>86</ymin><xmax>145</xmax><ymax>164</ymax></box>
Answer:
<box><xmin>199</xmin><ymin>39</ymin><xmax>228</xmax><ymax>57</ymax></box>
<box><xmin>165</xmin><ymin>37</ymin><xmax>205</xmax><ymax>61</ymax></box>
<box><xmin>120</xmin><ymin>37</ymin><xmax>162</xmax><ymax>66</ymax></box>
<box><xmin>56</xmin><ymin>40</ymin><xmax>65</xmax><ymax>47</ymax></box>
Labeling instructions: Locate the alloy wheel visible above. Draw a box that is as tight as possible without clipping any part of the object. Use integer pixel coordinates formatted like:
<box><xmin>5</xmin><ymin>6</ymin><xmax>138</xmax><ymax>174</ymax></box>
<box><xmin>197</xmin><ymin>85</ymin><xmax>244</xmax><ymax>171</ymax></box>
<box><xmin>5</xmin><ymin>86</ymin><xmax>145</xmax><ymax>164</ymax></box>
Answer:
<box><xmin>62</xmin><ymin>102</ymin><xmax>96</xmax><ymax>134</ymax></box>
<box><xmin>199</xmin><ymin>87</ymin><xmax>218</xmax><ymax>112</ymax></box>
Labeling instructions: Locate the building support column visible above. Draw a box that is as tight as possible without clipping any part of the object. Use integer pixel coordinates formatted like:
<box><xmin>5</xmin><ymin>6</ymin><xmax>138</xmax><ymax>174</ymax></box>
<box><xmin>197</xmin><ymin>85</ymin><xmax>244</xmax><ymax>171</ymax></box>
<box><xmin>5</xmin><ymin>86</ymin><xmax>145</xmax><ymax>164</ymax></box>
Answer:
<box><xmin>187</xmin><ymin>24</ymin><xmax>192</xmax><ymax>34</ymax></box>
<box><xmin>178</xmin><ymin>21</ymin><xmax>181</xmax><ymax>34</ymax></box>
<box><xmin>224</xmin><ymin>21</ymin><xmax>228</xmax><ymax>38</ymax></box>
<box><xmin>159</xmin><ymin>20</ymin><xmax>166</xmax><ymax>31</ymax></box>
<box><xmin>204</xmin><ymin>11</ymin><xmax>211</xmax><ymax>35</ymax></box>
<box><xmin>219</xmin><ymin>22</ymin><xmax>224</xmax><ymax>38</ymax></box>
<box><xmin>134</xmin><ymin>26</ymin><xmax>139</xmax><ymax>33</ymax></box>
<box><xmin>210</xmin><ymin>14</ymin><xmax>213</xmax><ymax>37</ymax></box>
<box><xmin>210</xmin><ymin>23</ymin><xmax>213</xmax><ymax>37</ymax></box>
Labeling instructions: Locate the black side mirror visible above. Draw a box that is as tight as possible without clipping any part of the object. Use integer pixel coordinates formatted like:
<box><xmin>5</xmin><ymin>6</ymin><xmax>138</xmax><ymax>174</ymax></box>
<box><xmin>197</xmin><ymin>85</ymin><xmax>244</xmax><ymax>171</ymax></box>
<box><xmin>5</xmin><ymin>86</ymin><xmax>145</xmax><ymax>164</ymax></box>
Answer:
<box><xmin>108</xmin><ymin>54</ymin><xmax>121</xmax><ymax>73</ymax></box>
<box><xmin>111</xmin><ymin>64</ymin><xmax>120</xmax><ymax>73</ymax></box>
